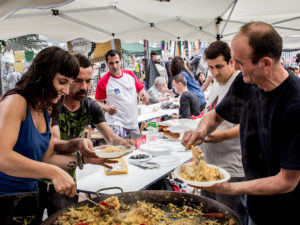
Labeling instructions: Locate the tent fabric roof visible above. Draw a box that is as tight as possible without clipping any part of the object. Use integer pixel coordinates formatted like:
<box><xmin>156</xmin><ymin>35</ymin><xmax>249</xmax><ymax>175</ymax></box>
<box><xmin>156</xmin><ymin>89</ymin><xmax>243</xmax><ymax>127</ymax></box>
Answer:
<box><xmin>0</xmin><ymin>0</ymin><xmax>72</xmax><ymax>20</ymax></box>
<box><xmin>220</xmin><ymin>0</ymin><xmax>300</xmax><ymax>50</ymax></box>
<box><xmin>0</xmin><ymin>0</ymin><xmax>234</xmax><ymax>42</ymax></box>
<box><xmin>0</xmin><ymin>0</ymin><xmax>299</xmax><ymax>49</ymax></box>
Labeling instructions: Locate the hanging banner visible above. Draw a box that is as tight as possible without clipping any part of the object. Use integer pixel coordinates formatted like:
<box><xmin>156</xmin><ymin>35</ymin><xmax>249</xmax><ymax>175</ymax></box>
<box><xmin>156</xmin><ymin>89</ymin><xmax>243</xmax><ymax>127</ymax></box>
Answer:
<box><xmin>14</xmin><ymin>62</ymin><xmax>24</xmax><ymax>72</ymax></box>
<box><xmin>25</xmin><ymin>50</ymin><xmax>34</xmax><ymax>62</ymax></box>
<box><xmin>92</xmin><ymin>40</ymin><xmax>112</xmax><ymax>61</ymax></box>
<box><xmin>176</xmin><ymin>41</ymin><xmax>182</xmax><ymax>56</ymax></box>
<box><xmin>14</xmin><ymin>50</ymin><xmax>25</xmax><ymax>61</ymax></box>
<box><xmin>161</xmin><ymin>40</ymin><xmax>166</xmax><ymax>50</ymax></box>
<box><xmin>67</xmin><ymin>39</ymin><xmax>122</xmax><ymax>63</ymax></box>
<box><xmin>67</xmin><ymin>38</ymin><xmax>94</xmax><ymax>57</ymax></box>
<box><xmin>143</xmin><ymin>39</ymin><xmax>149</xmax><ymax>59</ymax></box>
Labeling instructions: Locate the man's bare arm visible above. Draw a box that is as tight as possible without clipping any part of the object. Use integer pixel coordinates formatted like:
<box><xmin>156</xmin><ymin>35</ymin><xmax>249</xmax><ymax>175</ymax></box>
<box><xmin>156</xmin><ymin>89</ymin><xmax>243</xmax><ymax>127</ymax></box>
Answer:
<box><xmin>181</xmin><ymin>110</ymin><xmax>224</xmax><ymax>149</ymax></box>
<box><xmin>193</xmin><ymin>169</ymin><xmax>300</xmax><ymax>196</ymax></box>
<box><xmin>204</xmin><ymin>125</ymin><xmax>240</xmax><ymax>143</ymax></box>
<box><xmin>96</xmin><ymin>99</ymin><xmax>117</xmax><ymax>115</ymax></box>
<box><xmin>95</xmin><ymin>122</ymin><xmax>133</xmax><ymax>147</ymax></box>
<box><xmin>52</xmin><ymin>125</ymin><xmax>96</xmax><ymax>158</ymax></box>
<box><xmin>201</xmin><ymin>75</ymin><xmax>213</xmax><ymax>92</ymax></box>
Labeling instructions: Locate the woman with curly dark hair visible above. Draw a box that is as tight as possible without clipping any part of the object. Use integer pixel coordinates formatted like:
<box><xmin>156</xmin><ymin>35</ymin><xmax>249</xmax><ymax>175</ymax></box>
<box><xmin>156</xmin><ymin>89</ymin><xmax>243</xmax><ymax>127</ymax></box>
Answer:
<box><xmin>170</xmin><ymin>56</ymin><xmax>206</xmax><ymax>111</ymax></box>
<box><xmin>0</xmin><ymin>46</ymin><xmax>80</xmax><ymax>224</ymax></box>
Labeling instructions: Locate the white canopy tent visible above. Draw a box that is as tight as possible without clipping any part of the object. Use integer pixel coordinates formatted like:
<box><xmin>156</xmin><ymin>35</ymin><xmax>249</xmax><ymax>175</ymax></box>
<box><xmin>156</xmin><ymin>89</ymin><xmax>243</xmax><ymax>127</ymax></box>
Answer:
<box><xmin>0</xmin><ymin>0</ymin><xmax>299</xmax><ymax>49</ymax></box>
<box><xmin>0</xmin><ymin>0</ymin><xmax>234</xmax><ymax>42</ymax></box>
<box><xmin>221</xmin><ymin>0</ymin><xmax>300</xmax><ymax>50</ymax></box>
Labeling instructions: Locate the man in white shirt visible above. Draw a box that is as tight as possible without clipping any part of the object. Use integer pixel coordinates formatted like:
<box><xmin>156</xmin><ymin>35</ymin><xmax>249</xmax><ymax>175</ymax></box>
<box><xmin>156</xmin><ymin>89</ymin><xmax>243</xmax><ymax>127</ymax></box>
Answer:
<box><xmin>200</xmin><ymin>41</ymin><xmax>248</xmax><ymax>224</ymax></box>
<box><xmin>95</xmin><ymin>50</ymin><xmax>148</xmax><ymax>136</ymax></box>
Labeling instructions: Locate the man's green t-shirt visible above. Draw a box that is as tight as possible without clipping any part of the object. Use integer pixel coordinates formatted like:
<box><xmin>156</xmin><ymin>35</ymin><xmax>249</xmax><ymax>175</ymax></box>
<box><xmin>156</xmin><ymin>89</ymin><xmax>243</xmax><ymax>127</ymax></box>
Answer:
<box><xmin>53</xmin><ymin>97</ymin><xmax>106</xmax><ymax>180</ymax></box>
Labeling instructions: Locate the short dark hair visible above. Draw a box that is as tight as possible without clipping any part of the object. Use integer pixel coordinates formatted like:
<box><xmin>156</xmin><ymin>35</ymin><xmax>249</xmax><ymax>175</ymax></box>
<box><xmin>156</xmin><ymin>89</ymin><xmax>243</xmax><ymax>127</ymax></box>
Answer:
<box><xmin>73</xmin><ymin>53</ymin><xmax>92</xmax><ymax>68</ymax></box>
<box><xmin>205</xmin><ymin>41</ymin><xmax>231</xmax><ymax>64</ymax></box>
<box><xmin>173</xmin><ymin>74</ymin><xmax>187</xmax><ymax>87</ymax></box>
<box><xmin>105</xmin><ymin>49</ymin><xmax>121</xmax><ymax>62</ymax></box>
<box><xmin>239</xmin><ymin>22</ymin><xmax>282</xmax><ymax>64</ymax></box>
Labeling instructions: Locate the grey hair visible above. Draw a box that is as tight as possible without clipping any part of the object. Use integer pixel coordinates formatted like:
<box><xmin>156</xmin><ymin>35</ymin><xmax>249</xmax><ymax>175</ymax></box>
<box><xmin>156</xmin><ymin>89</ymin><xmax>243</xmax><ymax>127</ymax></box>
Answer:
<box><xmin>154</xmin><ymin>76</ymin><xmax>167</xmax><ymax>85</ymax></box>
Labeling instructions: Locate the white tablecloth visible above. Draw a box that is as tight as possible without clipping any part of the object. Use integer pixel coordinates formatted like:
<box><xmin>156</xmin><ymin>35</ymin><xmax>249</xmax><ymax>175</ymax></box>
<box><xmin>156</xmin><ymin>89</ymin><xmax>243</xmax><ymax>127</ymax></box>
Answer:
<box><xmin>76</xmin><ymin>139</ymin><xmax>191</xmax><ymax>194</ymax></box>
<box><xmin>137</xmin><ymin>102</ymin><xmax>179</xmax><ymax>123</ymax></box>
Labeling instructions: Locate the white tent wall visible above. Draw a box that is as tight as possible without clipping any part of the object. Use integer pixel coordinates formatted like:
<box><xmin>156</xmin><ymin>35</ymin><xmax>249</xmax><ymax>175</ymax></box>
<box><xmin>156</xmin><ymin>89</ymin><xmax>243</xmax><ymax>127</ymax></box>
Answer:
<box><xmin>0</xmin><ymin>0</ymin><xmax>299</xmax><ymax>49</ymax></box>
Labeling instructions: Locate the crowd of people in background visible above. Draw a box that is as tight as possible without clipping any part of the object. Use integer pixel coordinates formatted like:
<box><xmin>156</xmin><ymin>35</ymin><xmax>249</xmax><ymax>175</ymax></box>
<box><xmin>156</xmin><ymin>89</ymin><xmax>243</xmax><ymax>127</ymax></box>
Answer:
<box><xmin>2</xmin><ymin>47</ymin><xmax>299</xmax><ymax>105</ymax></box>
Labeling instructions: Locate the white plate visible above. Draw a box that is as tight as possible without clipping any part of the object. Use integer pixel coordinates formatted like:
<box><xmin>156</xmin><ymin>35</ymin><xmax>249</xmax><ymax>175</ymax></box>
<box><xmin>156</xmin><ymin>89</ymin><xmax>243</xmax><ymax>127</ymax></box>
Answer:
<box><xmin>94</xmin><ymin>145</ymin><xmax>134</xmax><ymax>159</ymax></box>
<box><xmin>173</xmin><ymin>162</ymin><xmax>231</xmax><ymax>187</ymax></box>
<box><xmin>127</xmin><ymin>152</ymin><xmax>152</xmax><ymax>163</ymax></box>
<box><xmin>139</xmin><ymin>143</ymin><xmax>173</xmax><ymax>156</ymax></box>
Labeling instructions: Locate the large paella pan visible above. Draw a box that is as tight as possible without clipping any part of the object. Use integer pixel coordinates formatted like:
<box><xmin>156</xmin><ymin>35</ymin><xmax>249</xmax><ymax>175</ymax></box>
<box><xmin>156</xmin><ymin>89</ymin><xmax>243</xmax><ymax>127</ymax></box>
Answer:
<box><xmin>42</xmin><ymin>190</ymin><xmax>242</xmax><ymax>225</ymax></box>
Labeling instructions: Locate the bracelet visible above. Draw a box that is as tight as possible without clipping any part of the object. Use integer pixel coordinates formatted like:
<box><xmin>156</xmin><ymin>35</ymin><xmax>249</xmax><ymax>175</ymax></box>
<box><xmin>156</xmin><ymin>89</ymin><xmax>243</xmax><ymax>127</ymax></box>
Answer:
<box><xmin>76</xmin><ymin>151</ymin><xmax>83</xmax><ymax>170</ymax></box>
<box><xmin>81</xmin><ymin>154</ymin><xmax>85</xmax><ymax>164</ymax></box>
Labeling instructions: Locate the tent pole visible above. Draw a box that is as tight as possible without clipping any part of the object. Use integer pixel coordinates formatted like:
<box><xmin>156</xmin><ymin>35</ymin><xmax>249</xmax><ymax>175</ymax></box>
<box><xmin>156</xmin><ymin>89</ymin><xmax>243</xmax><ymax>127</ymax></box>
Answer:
<box><xmin>226</xmin><ymin>20</ymin><xmax>300</xmax><ymax>32</ymax></box>
<box><xmin>272</xmin><ymin>26</ymin><xmax>300</xmax><ymax>32</ymax></box>
<box><xmin>116</xmin><ymin>23</ymin><xmax>178</xmax><ymax>39</ymax></box>
<box><xmin>221</xmin><ymin>0</ymin><xmax>238</xmax><ymax>35</ymax></box>
<box><xmin>176</xmin><ymin>18</ymin><xmax>215</xmax><ymax>38</ymax></box>
<box><xmin>55</xmin><ymin>12</ymin><xmax>113</xmax><ymax>37</ymax></box>
<box><xmin>144</xmin><ymin>39</ymin><xmax>150</xmax><ymax>90</ymax></box>
<box><xmin>113</xmin><ymin>6</ymin><xmax>147</xmax><ymax>24</ymax></box>
<box><xmin>271</xmin><ymin>16</ymin><xmax>300</xmax><ymax>26</ymax></box>
<box><xmin>6</xmin><ymin>6</ymin><xmax>113</xmax><ymax>19</ymax></box>
<box><xmin>226</xmin><ymin>20</ymin><xmax>245</xmax><ymax>25</ymax></box>
<box><xmin>180</xmin><ymin>29</ymin><xmax>215</xmax><ymax>39</ymax></box>
<box><xmin>222</xmin><ymin>32</ymin><xmax>238</xmax><ymax>37</ymax></box>
<box><xmin>215</xmin><ymin>17</ymin><xmax>222</xmax><ymax>40</ymax></box>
